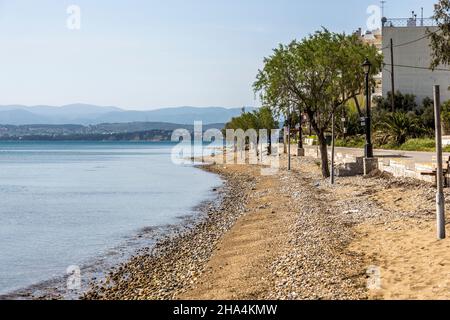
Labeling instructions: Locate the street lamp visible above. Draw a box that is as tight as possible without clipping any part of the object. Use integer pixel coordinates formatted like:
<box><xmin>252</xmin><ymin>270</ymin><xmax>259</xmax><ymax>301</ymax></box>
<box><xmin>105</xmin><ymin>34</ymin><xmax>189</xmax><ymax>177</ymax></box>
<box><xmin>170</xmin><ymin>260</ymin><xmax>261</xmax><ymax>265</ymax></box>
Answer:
<box><xmin>297</xmin><ymin>117</ymin><xmax>303</xmax><ymax>150</ymax></box>
<box><xmin>362</xmin><ymin>58</ymin><xmax>374</xmax><ymax>158</ymax></box>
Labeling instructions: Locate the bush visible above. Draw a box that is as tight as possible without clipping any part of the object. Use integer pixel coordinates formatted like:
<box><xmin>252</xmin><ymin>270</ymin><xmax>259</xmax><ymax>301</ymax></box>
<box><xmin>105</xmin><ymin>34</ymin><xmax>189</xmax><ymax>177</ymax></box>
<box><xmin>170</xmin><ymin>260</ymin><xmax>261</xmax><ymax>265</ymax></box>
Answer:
<box><xmin>442</xmin><ymin>100</ymin><xmax>450</xmax><ymax>135</ymax></box>
<box><xmin>373</xmin><ymin>92</ymin><xmax>436</xmax><ymax>131</ymax></box>
<box><xmin>373</xmin><ymin>91</ymin><xmax>417</xmax><ymax>113</ymax></box>
<box><xmin>335</xmin><ymin>136</ymin><xmax>365</xmax><ymax>148</ymax></box>
<box><xmin>375</xmin><ymin>112</ymin><xmax>425</xmax><ymax>145</ymax></box>
<box><xmin>398</xmin><ymin>138</ymin><xmax>436</xmax><ymax>152</ymax></box>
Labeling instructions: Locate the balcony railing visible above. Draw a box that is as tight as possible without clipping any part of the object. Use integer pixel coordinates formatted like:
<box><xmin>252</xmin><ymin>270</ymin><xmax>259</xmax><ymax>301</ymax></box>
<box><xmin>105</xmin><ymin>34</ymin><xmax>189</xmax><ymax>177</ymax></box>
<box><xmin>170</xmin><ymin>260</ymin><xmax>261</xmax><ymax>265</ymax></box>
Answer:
<box><xmin>383</xmin><ymin>18</ymin><xmax>438</xmax><ymax>28</ymax></box>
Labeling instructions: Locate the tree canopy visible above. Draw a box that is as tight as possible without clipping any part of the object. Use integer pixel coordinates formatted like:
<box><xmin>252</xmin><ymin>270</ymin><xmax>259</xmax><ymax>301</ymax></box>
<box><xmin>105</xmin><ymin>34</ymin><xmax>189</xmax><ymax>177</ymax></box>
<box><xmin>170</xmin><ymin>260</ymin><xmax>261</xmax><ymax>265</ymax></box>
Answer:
<box><xmin>429</xmin><ymin>0</ymin><xmax>450</xmax><ymax>69</ymax></box>
<box><xmin>225</xmin><ymin>106</ymin><xmax>278</xmax><ymax>132</ymax></box>
<box><xmin>254</xmin><ymin>29</ymin><xmax>382</xmax><ymax>177</ymax></box>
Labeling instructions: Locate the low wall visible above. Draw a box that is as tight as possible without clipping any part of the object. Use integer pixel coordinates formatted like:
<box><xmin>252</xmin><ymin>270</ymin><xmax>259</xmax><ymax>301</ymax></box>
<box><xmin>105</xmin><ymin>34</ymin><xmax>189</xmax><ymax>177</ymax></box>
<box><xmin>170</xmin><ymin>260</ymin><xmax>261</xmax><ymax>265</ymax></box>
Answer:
<box><xmin>303</xmin><ymin>146</ymin><xmax>436</xmax><ymax>184</ymax></box>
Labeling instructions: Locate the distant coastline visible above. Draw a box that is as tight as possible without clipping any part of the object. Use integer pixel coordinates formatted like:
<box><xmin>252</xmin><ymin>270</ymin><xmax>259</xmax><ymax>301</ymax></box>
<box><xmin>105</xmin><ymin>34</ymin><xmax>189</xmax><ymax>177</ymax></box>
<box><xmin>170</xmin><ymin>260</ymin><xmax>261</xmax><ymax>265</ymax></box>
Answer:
<box><xmin>0</xmin><ymin>122</ymin><xmax>225</xmax><ymax>142</ymax></box>
<box><xmin>0</xmin><ymin>130</ymin><xmax>174</xmax><ymax>142</ymax></box>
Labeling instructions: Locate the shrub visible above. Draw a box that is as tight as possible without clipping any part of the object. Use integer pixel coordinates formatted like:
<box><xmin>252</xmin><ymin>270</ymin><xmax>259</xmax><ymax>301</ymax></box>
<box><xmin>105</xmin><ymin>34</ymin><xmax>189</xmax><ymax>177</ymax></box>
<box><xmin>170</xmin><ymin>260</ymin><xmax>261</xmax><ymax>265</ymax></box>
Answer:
<box><xmin>375</xmin><ymin>112</ymin><xmax>425</xmax><ymax>145</ymax></box>
<box><xmin>335</xmin><ymin>136</ymin><xmax>365</xmax><ymax>148</ymax></box>
<box><xmin>442</xmin><ymin>100</ymin><xmax>450</xmax><ymax>135</ymax></box>
<box><xmin>398</xmin><ymin>138</ymin><xmax>437</xmax><ymax>152</ymax></box>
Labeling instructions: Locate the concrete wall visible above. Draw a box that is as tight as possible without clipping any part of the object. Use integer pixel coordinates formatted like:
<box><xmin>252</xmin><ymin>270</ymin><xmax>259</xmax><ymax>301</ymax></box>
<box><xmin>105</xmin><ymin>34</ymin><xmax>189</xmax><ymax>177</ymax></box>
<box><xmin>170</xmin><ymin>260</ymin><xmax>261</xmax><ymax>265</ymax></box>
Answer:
<box><xmin>382</xmin><ymin>26</ymin><xmax>450</xmax><ymax>104</ymax></box>
<box><xmin>304</xmin><ymin>146</ymin><xmax>435</xmax><ymax>184</ymax></box>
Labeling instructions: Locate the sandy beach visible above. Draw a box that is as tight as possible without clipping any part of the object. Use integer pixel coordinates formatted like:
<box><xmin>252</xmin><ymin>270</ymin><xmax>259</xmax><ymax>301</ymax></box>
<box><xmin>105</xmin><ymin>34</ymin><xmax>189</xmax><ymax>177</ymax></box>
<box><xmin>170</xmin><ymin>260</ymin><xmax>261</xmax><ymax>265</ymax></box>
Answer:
<box><xmin>83</xmin><ymin>154</ymin><xmax>450</xmax><ymax>300</ymax></box>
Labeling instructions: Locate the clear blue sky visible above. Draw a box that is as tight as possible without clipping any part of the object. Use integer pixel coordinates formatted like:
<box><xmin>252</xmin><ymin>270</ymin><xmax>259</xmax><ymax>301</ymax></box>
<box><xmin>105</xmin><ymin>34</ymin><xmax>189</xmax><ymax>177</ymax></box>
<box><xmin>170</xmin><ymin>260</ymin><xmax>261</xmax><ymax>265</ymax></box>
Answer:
<box><xmin>0</xmin><ymin>0</ymin><xmax>438</xmax><ymax>110</ymax></box>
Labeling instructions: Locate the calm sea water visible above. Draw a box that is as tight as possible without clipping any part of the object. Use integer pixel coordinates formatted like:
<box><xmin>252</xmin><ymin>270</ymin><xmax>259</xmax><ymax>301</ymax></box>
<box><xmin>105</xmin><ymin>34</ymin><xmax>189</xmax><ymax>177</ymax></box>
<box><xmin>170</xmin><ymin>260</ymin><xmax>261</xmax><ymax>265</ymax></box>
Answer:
<box><xmin>0</xmin><ymin>141</ymin><xmax>222</xmax><ymax>296</ymax></box>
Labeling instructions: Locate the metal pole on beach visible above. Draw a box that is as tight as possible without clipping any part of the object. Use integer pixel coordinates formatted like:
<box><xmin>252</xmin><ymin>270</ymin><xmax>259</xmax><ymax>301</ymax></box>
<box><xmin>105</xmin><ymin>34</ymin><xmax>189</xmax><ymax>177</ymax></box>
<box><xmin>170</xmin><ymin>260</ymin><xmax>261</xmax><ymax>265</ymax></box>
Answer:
<box><xmin>390</xmin><ymin>39</ymin><xmax>395</xmax><ymax>112</ymax></box>
<box><xmin>362</xmin><ymin>58</ymin><xmax>374</xmax><ymax>159</ymax></box>
<box><xmin>287</xmin><ymin>107</ymin><xmax>292</xmax><ymax>171</ymax></box>
<box><xmin>331</xmin><ymin>112</ymin><xmax>336</xmax><ymax>185</ymax></box>
<box><xmin>434</xmin><ymin>85</ymin><xmax>446</xmax><ymax>240</ymax></box>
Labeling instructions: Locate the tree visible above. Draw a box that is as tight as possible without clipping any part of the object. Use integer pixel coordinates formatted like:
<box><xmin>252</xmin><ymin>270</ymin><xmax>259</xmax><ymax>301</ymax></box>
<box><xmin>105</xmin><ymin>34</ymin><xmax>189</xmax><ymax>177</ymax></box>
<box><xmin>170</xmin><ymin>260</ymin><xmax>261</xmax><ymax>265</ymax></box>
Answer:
<box><xmin>224</xmin><ymin>106</ymin><xmax>279</xmax><ymax>154</ymax></box>
<box><xmin>429</xmin><ymin>0</ymin><xmax>450</xmax><ymax>69</ymax></box>
<box><xmin>442</xmin><ymin>100</ymin><xmax>450</xmax><ymax>134</ymax></box>
<box><xmin>376</xmin><ymin>112</ymin><xmax>424</xmax><ymax>145</ymax></box>
<box><xmin>254</xmin><ymin>29</ymin><xmax>382</xmax><ymax>177</ymax></box>
<box><xmin>373</xmin><ymin>93</ymin><xmax>436</xmax><ymax>132</ymax></box>
<box><xmin>374</xmin><ymin>91</ymin><xmax>417</xmax><ymax>113</ymax></box>
<box><xmin>225</xmin><ymin>107</ymin><xmax>278</xmax><ymax>132</ymax></box>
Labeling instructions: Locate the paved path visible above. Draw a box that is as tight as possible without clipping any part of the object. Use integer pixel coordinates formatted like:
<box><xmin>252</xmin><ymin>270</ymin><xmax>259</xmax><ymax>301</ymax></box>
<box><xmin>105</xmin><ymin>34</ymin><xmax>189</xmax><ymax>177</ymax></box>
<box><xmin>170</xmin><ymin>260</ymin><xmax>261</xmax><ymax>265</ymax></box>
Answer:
<box><xmin>304</xmin><ymin>145</ymin><xmax>450</xmax><ymax>168</ymax></box>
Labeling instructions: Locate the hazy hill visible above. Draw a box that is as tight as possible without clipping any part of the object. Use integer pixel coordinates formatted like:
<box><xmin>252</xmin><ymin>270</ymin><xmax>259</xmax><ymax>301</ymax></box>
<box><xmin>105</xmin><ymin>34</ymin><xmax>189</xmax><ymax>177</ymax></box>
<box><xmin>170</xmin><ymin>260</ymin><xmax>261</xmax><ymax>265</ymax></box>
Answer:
<box><xmin>0</xmin><ymin>105</ymin><xmax>254</xmax><ymax>125</ymax></box>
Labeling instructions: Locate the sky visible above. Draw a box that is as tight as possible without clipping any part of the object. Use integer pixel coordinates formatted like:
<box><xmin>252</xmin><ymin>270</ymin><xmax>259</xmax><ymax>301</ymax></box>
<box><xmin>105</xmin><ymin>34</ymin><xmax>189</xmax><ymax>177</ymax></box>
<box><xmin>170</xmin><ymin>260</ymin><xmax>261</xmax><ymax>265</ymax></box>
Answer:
<box><xmin>0</xmin><ymin>0</ymin><xmax>439</xmax><ymax>110</ymax></box>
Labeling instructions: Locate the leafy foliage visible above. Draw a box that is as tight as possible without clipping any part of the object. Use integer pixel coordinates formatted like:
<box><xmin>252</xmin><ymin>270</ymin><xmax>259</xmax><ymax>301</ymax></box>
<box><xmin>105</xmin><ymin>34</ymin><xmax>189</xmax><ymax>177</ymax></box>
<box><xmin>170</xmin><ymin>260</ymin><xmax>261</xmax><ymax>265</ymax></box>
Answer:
<box><xmin>253</xmin><ymin>29</ymin><xmax>382</xmax><ymax>177</ymax></box>
<box><xmin>375</xmin><ymin>112</ymin><xmax>425</xmax><ymax>145</ymax></box>
<box><xmin>225</xmin><ymin>106</ymin><xmax>279</xmax><ymax>132</ymax></box>
<box><xmin>429</xmin><ymin>0</ymin><xmax>450</xmax><ymax>69</ymax></box>
<box><xmin>373</xmin><ymin>92</ymin><xmax>436</xmax><ymax>133</ymax></box>
<box><xmin>442</xmin><ymin>100</ymin><xmax>450</xmax><ymax>134</ymax></box>
<box><xmin>373</xmin><ymin>91</ymin><xmax>417</xmax><ymax>113</ymax></box>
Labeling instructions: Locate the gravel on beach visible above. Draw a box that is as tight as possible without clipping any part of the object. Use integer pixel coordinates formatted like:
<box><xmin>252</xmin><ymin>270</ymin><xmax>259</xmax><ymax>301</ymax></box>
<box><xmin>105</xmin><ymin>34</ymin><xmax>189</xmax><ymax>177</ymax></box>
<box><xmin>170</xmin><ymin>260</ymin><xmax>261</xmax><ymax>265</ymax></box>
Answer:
<box><xmin>83</xmin><ymin>155</ymin><xmax>443</xmax><ymax>300</ymax></box>
<box><xmin>83</xmin><ymin>165</ymin><xmax>257</xmax><ymax>300</ymax></box>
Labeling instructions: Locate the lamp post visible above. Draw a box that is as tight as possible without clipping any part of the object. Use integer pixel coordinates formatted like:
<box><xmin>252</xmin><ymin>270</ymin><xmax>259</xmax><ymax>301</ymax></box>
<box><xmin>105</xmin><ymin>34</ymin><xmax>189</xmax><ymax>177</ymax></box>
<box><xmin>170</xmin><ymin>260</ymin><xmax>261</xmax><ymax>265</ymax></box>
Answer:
<box><xmin>298</xmin><ymin>116</ymin><xmax>303</xmax><ymax>150</ymax></box>
<box><xmin>362</xmin><ymin>58</ymin><xmax>374</xmax><ymax>158</ymax></box>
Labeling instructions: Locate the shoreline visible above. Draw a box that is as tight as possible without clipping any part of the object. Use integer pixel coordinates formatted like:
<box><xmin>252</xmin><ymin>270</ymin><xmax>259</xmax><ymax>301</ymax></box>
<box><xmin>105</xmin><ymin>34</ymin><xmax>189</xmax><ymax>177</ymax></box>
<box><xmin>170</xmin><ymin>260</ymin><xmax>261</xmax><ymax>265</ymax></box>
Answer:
<box><xmin>82</xmin><ymin>156</ymin><xmax>373</xmax><ymax>300</ymax></box>
<box><xmin>84</xmin><ymin>154</ymin><xmax>450</xmax><ymax>300</ymax></box>
<box><xmin>0</xmin><ymin>163</ymin><xmax>225</xmax><ymax>301</ymax></box>
<box><xmin>0</xmin><ymin>207</ymin><xmax>211</xmax><ymax>300</ymax></box>
<box><xmin>82</xmin><ymin>163</ymin><xmax>255</xmax><ymax>300</ymax></box>
<box><xmin>6</xmin><ymin>153</ymin><xmax>450</xmax><ymax>300</ymax></box>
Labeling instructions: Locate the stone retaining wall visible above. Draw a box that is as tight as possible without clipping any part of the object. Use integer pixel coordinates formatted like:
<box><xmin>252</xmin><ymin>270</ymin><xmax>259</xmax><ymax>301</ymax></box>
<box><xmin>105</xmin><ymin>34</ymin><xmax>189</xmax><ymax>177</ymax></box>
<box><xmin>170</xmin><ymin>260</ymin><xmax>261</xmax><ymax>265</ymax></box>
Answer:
<box><xmin>302</xmin><ymin>146</ymin><xmax>435</xmax><ymax>184</ymax></box>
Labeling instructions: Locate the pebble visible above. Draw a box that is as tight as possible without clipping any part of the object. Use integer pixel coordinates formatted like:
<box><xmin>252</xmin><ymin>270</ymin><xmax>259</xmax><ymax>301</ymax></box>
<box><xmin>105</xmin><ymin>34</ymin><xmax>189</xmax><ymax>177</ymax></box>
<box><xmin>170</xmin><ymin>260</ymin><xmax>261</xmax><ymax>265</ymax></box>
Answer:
<box><xmin>82</xmin><ymin>155</ymin><xmax>441</xmax><ymax>301</ymax></box>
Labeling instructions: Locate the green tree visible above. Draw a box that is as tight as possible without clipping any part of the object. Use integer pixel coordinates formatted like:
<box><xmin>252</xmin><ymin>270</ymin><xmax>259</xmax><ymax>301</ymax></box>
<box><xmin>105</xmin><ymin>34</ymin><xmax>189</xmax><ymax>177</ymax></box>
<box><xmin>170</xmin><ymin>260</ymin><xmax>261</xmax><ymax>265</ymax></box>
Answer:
<box><xmin>224</xmin><ymin>106</ymin><xmax>279</xmax><ymax>154</ymax></box>
<box><xmin>374</xmin><ymin>91</ymin><xmax>418</xmax><ymax>113</ymax></box>
<box><xmin>254</xmin><ymin>29</ymin><xmax>382</xmax><ymax>177</ymax></box>
<box><xmin>442</xmin><ymin>100</ymin><xmax>450</xmax><ymax>134</ymax></box>
<box><xmin>373</xmin><ymin>94</ymin><xmax>436</xmax><ymax>132</ymax></box>
<box><xmin>376</xmin><ymin>112</ymin><xmax>424</xmax><ymax>145</ymax></box>
<box><xmin>429</xmin><ymin>0</ymin><xmax>450</xmax><ymax>69</ymax></box>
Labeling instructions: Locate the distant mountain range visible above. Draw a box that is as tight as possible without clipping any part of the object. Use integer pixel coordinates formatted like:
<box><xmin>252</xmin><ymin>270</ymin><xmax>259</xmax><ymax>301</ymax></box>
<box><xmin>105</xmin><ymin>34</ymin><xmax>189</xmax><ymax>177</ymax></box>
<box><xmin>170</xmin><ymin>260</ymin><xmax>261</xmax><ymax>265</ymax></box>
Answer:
<box><xmin>0</xmin><ymin>104</ymin><xmax>255</xmax><ymax>125</ymax></box>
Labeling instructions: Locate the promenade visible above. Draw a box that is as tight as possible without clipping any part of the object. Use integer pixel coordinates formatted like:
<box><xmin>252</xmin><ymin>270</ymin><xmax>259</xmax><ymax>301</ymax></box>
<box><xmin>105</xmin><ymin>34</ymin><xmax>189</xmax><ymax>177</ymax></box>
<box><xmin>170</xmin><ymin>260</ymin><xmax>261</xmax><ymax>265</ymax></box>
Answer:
<box><xmin>301</xmin><ymin>145</ymin><xmax>450</xmax><ymax>183</ymax></box>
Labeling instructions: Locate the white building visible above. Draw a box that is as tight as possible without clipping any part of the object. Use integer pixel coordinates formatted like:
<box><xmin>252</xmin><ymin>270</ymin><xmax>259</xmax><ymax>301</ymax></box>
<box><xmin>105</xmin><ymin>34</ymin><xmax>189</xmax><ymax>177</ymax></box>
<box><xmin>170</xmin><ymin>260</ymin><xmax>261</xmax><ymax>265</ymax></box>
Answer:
<box><xmin>355</xmin><ymin>28</ymin><xmax>383</xmax><ymax>97</ymax></box>
<box><xmin>382</xmin><ymin>17</ymin><xmax>450</xmax><ymax>104</ymax></box>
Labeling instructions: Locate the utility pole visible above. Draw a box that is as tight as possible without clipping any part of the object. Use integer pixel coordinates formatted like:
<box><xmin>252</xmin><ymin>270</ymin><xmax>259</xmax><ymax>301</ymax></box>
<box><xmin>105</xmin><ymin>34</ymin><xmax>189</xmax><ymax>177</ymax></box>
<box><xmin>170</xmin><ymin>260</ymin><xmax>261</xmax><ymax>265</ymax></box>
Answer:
<box><xmin>434</xmin><ymin>85</ymin><xmax>446</xmax><ymax>240</ymax></box>
<box><xmin>390</xmin><ymin>38</ymin><xmax>395</xmax><ymax>112</ymax></box>
<box><xmin>421</xmin><ymin>7</ymin><xmax>424</xmax><ymax>26</ymax></box>
<box><xmin>331</xmin><ymin>112</ymin><xmax>336</xmax><ymax>185</ymax></box>
<box><xmin>363</xmin><ymin>58</ymin><xmax>374</xmax><ymax>158</ymax></box>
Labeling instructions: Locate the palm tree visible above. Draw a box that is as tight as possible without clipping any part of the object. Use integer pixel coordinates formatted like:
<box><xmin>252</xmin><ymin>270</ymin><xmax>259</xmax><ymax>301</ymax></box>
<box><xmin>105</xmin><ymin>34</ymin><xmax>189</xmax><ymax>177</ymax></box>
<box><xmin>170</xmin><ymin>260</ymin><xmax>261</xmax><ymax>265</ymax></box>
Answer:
<box><xmin>376</xmin><ymin>112</ymin><xmax>424</xmax><ymax>145</ymax></box>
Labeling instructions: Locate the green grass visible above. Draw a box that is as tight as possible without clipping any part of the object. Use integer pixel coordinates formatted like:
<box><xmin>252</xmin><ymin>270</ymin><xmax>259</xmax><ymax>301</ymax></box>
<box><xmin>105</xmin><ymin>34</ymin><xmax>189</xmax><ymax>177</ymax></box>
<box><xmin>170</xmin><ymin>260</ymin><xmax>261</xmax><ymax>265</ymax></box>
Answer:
<box><xmin>397</xmin><ymin>138</ymin><xmax>436</xmax><ymax>152</ymax></box>
<box><xmin>335</xmin><ymin>137</ymin><xmax>366</xmax><ymax>148</ymax></box>
<box><xmin>380</xmin><ymin>138</ymin><xmax>450</xmax><ymax>152</ymax></box>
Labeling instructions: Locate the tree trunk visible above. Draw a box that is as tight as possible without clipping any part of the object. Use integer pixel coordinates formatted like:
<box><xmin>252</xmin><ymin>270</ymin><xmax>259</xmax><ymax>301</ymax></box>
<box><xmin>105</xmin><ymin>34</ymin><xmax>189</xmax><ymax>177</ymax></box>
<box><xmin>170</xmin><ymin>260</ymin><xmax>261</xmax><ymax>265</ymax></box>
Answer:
<box><xmin>318</xmin><ymin>132</ymin><xmax>330</xmax><ymax>178</ymax></box>
<box><xmin>353</xmin><ymin>96</ymin><xmax>363</xmax><ymax>118</ymax></box>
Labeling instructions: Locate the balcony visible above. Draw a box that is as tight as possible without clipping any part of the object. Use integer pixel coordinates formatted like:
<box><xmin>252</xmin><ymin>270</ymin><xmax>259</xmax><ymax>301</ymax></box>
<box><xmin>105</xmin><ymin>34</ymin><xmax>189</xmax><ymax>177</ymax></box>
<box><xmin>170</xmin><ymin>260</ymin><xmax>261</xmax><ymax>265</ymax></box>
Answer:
<box><xmin>382</xmin><ymin>18</ymin><xmax>437</xmax><ymax>28</ymax></box>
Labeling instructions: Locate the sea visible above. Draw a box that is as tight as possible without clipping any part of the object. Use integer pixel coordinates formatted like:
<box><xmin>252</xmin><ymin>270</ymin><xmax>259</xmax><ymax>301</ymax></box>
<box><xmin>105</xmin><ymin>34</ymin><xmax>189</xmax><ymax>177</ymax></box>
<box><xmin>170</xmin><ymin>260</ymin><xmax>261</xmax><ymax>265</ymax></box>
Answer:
<box><xmin>0</xmin><ymin>141</ymin><xmax>222</xmax><ymax>297</ymax></box>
